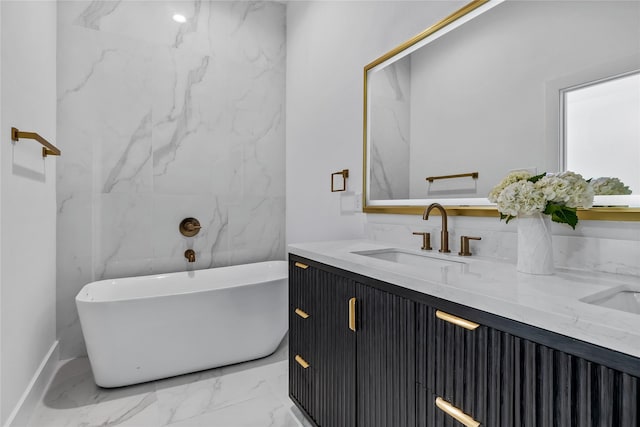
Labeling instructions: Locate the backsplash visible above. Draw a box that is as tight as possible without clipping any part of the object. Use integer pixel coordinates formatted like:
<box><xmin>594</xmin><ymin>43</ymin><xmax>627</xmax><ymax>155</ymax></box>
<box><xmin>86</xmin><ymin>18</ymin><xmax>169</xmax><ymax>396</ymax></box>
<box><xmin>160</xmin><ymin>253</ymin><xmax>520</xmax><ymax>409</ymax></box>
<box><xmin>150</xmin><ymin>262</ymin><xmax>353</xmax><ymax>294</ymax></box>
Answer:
<box><xmin>57</xmin><ymin>0</ymin><xmax>285</xmax><ymax>359</ymax></box>
<box><xmin>365</xmin><ymin>214</ymin><xmax>640</xmax><ymax>277</ymax></box>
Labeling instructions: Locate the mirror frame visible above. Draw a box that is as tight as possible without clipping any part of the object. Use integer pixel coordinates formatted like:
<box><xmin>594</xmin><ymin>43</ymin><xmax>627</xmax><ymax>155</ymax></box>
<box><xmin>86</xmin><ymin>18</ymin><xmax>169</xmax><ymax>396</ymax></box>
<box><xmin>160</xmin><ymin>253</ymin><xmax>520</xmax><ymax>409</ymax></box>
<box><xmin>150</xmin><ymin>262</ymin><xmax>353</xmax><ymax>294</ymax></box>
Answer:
<box><xmin>362</xmin><ymin>0</ymin><xmax>640</xmax><ymax>221</ymax></box>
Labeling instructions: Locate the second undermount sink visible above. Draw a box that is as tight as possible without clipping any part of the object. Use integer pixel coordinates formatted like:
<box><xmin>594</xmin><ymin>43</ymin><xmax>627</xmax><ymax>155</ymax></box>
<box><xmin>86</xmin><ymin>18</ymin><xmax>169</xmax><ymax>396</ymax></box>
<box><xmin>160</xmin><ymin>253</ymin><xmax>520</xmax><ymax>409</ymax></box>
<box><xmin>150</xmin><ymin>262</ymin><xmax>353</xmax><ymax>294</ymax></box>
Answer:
<box><xmin>352</xmin><ymin>248</ymin><xmax>465</xmax><ymax>269</ymax></box>
<box><xmin>581</xmin><ymin>286</ymin><xmax>640</xmax><ymax>315</ymax></box>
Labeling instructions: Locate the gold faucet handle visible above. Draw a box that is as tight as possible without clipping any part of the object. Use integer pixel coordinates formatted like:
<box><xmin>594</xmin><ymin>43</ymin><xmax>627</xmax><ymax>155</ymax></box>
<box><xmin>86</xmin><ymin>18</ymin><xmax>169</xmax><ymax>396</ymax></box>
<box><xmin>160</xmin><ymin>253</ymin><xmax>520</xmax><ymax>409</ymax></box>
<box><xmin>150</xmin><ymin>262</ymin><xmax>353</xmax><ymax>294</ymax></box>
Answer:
<box><xmin>459</xmin><ymin>236</ymin><xmax>481</xmax><ymax>256</ymax></box>
<box><xmin>412</xmin><ymin>232</ymin><xmax>432</xmax><ymax>251</ymax></box>
<box><xmin>179</xmin><ymin>218</ymin><xmax>202</xmax><ymax>237</ymax></box>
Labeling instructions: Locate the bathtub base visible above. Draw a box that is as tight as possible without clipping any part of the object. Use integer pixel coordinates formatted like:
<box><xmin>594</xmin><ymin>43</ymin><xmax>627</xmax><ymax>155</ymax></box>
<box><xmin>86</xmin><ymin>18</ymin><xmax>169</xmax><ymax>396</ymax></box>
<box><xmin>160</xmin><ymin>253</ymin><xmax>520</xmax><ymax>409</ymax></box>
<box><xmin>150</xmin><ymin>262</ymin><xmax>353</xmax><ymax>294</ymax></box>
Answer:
<box><xmin>76</xmin><ymin>262</ymin><xmax>288</xmax><ymax>388</ymax></box>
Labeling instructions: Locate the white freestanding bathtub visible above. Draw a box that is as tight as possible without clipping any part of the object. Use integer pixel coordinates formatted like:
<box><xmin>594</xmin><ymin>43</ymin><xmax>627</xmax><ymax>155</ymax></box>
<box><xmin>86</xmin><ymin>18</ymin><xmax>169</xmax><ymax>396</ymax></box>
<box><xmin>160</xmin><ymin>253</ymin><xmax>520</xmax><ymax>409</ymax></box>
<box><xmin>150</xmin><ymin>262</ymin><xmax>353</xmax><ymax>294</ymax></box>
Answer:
<box><xmin>76</xmin><ymin>261</ymin><xmax>288</xmax><ymax>388</ymax></box>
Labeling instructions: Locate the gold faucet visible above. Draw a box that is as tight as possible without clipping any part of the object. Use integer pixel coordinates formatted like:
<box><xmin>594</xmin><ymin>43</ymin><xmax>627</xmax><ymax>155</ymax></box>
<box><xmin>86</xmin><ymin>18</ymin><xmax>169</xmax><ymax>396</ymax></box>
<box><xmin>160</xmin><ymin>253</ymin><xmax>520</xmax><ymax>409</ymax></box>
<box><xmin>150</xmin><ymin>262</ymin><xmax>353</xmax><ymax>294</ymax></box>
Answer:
<box><xmin>423</xmin><ymin>203</ymin><xmax>450</xmax><ymax>253</ymax></box>
<box><xmin>184</xmin><ymin>249</ymin><xmax>196</xmax><ymax>263</ymax></box>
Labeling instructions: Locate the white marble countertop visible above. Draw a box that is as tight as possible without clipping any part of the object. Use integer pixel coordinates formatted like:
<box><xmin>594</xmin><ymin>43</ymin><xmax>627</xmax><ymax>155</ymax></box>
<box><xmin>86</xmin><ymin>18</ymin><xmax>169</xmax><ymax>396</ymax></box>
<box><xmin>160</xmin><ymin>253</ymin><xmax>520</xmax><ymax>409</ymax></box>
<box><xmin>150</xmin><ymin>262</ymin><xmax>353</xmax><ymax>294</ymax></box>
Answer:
<box><xmin>288</xmin><ymin>239</ymin><xmax>640</xmax><ymax>359</ymax></box>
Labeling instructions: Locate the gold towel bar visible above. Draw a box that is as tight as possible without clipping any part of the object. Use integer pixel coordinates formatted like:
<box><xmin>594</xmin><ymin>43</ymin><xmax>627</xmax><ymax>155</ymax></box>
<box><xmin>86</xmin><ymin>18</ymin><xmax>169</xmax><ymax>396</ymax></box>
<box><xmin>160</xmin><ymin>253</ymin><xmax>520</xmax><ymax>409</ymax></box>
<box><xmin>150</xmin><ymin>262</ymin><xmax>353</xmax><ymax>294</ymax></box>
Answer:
<box><xmin>11</xmin><ymin>127</ymin><xmax>61</xmax><ymax>158</ymax></box>
<box><xmin>435</xmin><ymin>397</ymin><xmax>480</xmax><ymax>427</ymax></box>
<box><xmin>425</xmin><ymin>172</ymin><xmax>478</xmax><ymax>183</ymax></box>
<box><xmin>435</xmin><ymin>310</ymin><xmax>480</xmax><ymax>330</ymax></box>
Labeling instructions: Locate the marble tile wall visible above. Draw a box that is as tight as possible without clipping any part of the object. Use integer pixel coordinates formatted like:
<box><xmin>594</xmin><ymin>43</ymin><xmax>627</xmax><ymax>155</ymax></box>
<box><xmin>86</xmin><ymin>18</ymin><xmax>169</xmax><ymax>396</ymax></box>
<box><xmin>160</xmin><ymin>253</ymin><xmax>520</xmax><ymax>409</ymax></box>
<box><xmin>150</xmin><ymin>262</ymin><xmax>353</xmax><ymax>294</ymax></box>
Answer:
<box><xmin>57</xmin><ymin>0</ymin><xmax>286</xmax><ymax>359</ymax></box>
<box><xmin>368</xmin><ymin>58</ymin><xmax>411</xmax><ymax>200</ymax></box>
<box><xmin>366</xmin><ymin>214</ymin><xmax>640</xmax><ymax>277</ymax></box>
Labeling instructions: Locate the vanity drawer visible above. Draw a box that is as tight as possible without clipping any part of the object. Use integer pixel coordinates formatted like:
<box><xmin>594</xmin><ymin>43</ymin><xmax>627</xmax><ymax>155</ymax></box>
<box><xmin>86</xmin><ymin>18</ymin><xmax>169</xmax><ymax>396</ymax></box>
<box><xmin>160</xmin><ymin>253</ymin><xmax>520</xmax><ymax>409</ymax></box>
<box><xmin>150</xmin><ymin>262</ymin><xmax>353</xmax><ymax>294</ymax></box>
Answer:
<box><xmin>416</xmin><ymin>304</ymin><xmax>501</xmax><ymax>424</ymax></box>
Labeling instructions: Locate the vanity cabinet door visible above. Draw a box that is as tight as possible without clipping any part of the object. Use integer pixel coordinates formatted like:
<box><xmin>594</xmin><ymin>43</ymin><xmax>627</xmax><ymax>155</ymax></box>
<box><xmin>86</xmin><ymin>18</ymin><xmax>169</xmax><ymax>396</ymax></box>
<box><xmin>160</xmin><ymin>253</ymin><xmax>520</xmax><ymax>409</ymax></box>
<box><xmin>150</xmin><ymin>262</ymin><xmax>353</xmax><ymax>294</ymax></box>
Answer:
<box><xmin>355</xmin><ymin>283</ymin><xmax>415</xmax><ymax>427</ymax></box>
<box><xmin>289</xmin><ymin>258</ymin><xmax>356</xmax><ymax>427</ymax></box>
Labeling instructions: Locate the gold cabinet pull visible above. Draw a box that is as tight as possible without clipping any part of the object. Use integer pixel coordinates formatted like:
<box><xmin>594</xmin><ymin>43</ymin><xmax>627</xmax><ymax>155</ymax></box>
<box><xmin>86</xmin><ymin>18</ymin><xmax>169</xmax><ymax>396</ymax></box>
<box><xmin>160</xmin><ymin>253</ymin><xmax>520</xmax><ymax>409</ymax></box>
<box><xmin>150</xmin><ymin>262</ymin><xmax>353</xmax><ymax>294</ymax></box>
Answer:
<box><xmin>435</xmin><ymin>397</ymin><xmax>480</xmax><ymax>427</ymax></box>
<box><xmin>294</xmin><ymin>355</ymin><xmax>309</xmax><ymax>369</ymax></box>
<box><xmin>294</xmin><ymin>262</ymin><xmax>309</xmax><ymax>269</ymax></box>
<box><xmin>349</xmin><ymin>297</ymin><xmax>356</xmax><ymax>331</ymax></box>
<box><xmin>295</xmin><ymin>308</ymin><xmax>310</xmax><ymax>319</ymax></box>
<box><xmin>435</xmin><ymin>310</ymin><xmax>480</xmax><ymax>330</ymax></box>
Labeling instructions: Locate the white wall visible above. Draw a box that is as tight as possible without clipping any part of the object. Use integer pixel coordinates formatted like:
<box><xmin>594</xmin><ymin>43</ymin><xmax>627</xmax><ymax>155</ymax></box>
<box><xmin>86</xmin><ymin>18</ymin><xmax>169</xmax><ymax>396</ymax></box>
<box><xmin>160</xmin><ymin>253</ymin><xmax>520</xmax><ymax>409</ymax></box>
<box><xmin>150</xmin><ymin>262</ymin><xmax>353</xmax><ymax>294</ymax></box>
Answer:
<box><xmin>286</xmin><ymin>0</ymin><xmax>466</xmax><ymax>244</ymax></box>
<box><xmin>0</xmin><ymin>1</ymin><xmax>57</xmax><ymax>425</ymax></box>
<box><xmin>286</xmin><ymin>0</ymin><xmax>640</xmax><ymax>277</ymax></box>
<box><xmin>408</xmin><ymin>1</ymin><xmax>640</xmax><ymax>199</ymax></box>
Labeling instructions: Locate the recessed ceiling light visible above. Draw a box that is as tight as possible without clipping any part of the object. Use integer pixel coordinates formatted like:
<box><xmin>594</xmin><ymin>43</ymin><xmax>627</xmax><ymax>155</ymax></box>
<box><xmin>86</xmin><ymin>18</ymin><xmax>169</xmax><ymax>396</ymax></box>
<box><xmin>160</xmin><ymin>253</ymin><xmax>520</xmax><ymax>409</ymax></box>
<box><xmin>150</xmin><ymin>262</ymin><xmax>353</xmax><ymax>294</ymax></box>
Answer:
<box><xmin>173</xmin><ymin>14</ymin><xmax>187</xmax><ymax>23</ymax></box>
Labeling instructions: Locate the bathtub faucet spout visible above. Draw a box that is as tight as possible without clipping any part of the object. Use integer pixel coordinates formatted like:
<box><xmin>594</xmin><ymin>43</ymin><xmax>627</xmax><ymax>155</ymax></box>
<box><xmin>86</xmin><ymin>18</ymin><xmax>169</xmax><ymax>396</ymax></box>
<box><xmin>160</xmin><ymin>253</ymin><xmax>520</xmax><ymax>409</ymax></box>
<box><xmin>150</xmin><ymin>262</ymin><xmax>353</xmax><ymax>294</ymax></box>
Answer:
<box><xmin>185</xmin><ymin>249</ymin><xmax>196</xmax><ymax>263</ymax></box>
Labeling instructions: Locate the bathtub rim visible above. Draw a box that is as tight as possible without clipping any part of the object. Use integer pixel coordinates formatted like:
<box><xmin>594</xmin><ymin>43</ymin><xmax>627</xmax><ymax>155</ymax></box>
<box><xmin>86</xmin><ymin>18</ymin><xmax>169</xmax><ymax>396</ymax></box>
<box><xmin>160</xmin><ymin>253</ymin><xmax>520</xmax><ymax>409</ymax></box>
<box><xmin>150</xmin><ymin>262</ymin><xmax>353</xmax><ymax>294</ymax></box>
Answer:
<box><xmin>75</xmin><ymin>260</ymin><xmax>288</xmax><ymax>304</ymax></box>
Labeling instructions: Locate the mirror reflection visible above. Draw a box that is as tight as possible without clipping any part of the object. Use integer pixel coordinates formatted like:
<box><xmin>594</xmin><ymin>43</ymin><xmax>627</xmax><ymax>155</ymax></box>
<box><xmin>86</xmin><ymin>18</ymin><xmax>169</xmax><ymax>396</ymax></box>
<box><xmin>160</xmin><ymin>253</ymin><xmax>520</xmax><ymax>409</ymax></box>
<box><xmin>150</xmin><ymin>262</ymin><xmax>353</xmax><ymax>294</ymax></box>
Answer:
<box><xmin>564</xmin><ymin>72</ymin><xmax>640</xmax><ymax>196</ymax></box>
<box><xmin>365</xmin><ymin>0</ymin><xmax>640</xmax><ymax>208</ymax></box>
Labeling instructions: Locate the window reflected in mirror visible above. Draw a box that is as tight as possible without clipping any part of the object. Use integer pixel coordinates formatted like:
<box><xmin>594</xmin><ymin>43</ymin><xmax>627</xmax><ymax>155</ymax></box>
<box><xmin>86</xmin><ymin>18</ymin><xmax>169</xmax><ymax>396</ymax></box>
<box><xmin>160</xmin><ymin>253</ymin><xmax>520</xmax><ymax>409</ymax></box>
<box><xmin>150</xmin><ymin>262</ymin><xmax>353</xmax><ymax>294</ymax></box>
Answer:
<box><xmin>564</xmin><ymin>72</ymin><xmax>640</xmax><ymax>197</ymax></box>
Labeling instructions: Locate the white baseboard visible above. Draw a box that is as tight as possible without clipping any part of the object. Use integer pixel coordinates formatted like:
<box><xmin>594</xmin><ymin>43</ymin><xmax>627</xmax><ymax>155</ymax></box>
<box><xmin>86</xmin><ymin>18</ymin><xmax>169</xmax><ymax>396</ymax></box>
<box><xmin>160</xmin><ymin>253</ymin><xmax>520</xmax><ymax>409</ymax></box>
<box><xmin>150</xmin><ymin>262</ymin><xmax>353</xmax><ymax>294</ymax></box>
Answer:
<box><xmin>3</xmin><ymin>340</ymin><xmax>59</xmax><ymax>427</ymax></box>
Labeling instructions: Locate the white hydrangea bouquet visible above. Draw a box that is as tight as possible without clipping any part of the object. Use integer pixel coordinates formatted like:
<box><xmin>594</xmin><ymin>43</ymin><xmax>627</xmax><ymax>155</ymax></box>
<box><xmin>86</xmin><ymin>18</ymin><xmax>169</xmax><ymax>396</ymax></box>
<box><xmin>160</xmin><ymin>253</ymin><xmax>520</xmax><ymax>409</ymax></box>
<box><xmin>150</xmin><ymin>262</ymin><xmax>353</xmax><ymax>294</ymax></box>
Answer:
<box><xmin>590</xmin><ymin>177</ymin><xmax>632</xmax><ymax>195</ymax></box>
<box><xmin>488</xmin><ymin>171</ymin><xmax>594</xmax><ymax>229</ymax></box>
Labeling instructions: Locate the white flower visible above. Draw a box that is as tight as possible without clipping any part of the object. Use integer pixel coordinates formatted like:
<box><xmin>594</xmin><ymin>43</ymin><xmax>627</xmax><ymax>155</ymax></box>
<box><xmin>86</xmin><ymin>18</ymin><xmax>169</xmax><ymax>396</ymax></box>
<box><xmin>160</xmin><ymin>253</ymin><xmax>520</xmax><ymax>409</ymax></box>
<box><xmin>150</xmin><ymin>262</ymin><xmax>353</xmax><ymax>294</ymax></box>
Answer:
<box><xmin>490</xmin><ymin>170</ymin><xmax>594</xmax><ymax>224</ymax></box>
<box><xmin>557</xmin><ymin>171</ymin><xmax>594</xmax><ymax>208</ymax></box>
<box><xmin>591</xmin><ymin>177</ymin><xmax>632</xmax><ymax>195</ymax></box>
<box><xmin>496</xmin><ymin>180</ymin><xmax>546</xmax><ymax>216</ymax></box>
<box><xmin>488</xmin><ymin>170</ymin><xmax>532</xmax><ymax>203</ymax></box>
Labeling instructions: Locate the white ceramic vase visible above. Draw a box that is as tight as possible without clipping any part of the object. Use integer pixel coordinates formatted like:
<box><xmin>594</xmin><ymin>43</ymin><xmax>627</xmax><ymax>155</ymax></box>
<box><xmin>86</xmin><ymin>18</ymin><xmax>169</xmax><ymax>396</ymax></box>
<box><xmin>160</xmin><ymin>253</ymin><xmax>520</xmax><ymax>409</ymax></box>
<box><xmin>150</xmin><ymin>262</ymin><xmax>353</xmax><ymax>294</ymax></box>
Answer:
<box><xmin>517</xmin><ymin>212</ymin><xmax>554</xmax><ymax>275</ymax></box>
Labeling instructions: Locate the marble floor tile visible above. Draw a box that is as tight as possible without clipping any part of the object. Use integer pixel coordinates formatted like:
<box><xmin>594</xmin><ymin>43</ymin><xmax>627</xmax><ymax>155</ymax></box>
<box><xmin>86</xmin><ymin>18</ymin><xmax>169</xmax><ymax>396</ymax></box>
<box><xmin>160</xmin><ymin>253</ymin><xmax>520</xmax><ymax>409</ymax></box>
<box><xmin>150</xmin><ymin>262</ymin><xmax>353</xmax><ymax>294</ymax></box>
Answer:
<box><xmin>164</xmin><ymin>394</ymin><xmax>300</xmax><ymax>427</ymax></box>
<box><xmin>27</xmin><ymin>337</ymin><xmax>311</xmax><ymax>427</ymax></box>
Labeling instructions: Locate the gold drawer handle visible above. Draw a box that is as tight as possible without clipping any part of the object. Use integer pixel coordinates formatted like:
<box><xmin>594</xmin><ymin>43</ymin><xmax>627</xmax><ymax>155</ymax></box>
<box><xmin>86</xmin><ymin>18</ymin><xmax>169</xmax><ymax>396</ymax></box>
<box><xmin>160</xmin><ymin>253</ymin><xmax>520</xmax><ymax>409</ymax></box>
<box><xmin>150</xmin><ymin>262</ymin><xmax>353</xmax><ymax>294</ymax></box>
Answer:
<box><xmin>294</xmin><ymin>262</ymin><xmax>309</xmax><ymax>269</ymax></box>
<box><xmin>349</xmin><ymin>297</ymin><xmax>356</xmax><ymax>331</ymax></box>
<box><xmin>435</xmin><ymin>310</ymin><xmax>480</xmax><ymax>331</ymax></box>
<box><xmin>295</xmin><ymin>355</ymin><xmax>310</xmax><ymax>369</ymax></box>
<box><xmin>435</xmin><ymin>397</ymin><xmax>480</xmax><ymax>427</ymax></box>
<box><xmin>295</xmin><ymin>308</ymin><xmax>310</xmax><ymax>319</ymax></box>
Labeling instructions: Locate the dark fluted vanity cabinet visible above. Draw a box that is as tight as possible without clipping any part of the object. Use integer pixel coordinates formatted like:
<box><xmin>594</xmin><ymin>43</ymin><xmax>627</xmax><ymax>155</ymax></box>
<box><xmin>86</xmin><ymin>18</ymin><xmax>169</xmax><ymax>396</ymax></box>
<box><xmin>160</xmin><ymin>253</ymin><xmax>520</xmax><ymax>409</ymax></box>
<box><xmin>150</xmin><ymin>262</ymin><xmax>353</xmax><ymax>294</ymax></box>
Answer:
<box><xmin>289</xmin><ymin>255</ymin><xmax>640</xmax><ymax>427</ymax></box>
<box><xmin>289</xmin><ymin>259</ymin><xmax>356</xmax><ymax>427</ymax></box>
<box><xmin>416</xmin><ymin>303</ymin><xmax>640</xmax><ymax>427</ymax></box>
<box><xmin>289</xmin><ymin>256</ymin><xmax>415</xmax><ymax>427</ymax></box>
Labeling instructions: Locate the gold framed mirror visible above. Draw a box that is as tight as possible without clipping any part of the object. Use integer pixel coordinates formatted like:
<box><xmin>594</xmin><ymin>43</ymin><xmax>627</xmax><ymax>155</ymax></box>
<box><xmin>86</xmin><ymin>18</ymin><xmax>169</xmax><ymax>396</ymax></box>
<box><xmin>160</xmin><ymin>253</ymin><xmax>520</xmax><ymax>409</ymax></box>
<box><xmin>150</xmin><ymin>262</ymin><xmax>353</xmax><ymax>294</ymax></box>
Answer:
<box><xmin>362</xmin><ymin>0</ymin><xmax>640</xmax><ymax>221</ymax></box>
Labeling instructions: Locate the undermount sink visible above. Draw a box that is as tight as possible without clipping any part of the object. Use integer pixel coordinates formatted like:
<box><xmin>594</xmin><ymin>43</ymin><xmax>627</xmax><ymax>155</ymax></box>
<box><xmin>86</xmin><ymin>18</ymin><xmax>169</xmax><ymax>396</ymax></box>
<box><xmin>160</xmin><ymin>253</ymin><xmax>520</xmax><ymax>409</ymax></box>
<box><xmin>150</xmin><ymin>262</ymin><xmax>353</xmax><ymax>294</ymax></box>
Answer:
<box><xmin>351</xmin><ymin>248</ymin><xmax>465</xmax><ymax>269</ymax></box>
<box><xmin>581</xmin><ymin>286</ymin><xmax>640</xmax><ymax>315</ymax></box>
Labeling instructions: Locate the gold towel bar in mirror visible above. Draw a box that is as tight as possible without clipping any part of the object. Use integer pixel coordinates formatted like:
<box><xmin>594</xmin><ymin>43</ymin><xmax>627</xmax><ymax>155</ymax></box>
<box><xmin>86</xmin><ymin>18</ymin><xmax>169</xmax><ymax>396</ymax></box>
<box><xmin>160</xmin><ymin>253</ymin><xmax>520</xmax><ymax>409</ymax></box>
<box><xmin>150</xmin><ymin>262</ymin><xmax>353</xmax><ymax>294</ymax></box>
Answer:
<box><xmin>426</xmin><ymin>172</ymin><xmax>478</xmax><ymax>183</ymax></box>
<box><xmin>11</xmin><ymin>127</ymin><xmax>61</xmax><ymax>158</ymax></box>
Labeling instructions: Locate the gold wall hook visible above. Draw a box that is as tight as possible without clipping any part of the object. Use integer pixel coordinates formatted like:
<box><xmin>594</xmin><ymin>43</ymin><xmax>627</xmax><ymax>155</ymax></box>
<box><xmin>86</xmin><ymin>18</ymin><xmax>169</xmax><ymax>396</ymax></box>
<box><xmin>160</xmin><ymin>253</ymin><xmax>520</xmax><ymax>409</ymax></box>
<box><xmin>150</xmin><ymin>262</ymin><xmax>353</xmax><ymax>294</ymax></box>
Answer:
<box><xmin>331</xmin><ymin>169</ymin><xmax>349</xmax><ymax>192</ymax></box>
<box><xmin>179</xmin><ymin>218</ymin><xmax>201</xmax><ymax>237</ymax></box>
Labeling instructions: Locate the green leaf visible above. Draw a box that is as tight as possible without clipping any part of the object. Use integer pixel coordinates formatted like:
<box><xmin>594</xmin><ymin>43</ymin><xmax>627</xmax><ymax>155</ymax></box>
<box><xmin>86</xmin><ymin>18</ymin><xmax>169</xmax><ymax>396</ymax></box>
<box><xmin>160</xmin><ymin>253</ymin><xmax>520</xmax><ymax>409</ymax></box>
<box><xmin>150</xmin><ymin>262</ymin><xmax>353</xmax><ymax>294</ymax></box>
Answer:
<box><xmin>500</xmin><ymin>213</ymin><xmax>516</xmax><ymax>223</ymax></box>
<box><xmin>544</xmin><ymin>203</ymin><xmax>578</xmax><ymax>229</ymax></box>
<box><xmin>527</xmin><ymin>173</ymin><xmax>547</xmax><ymax>184</ymax></box>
